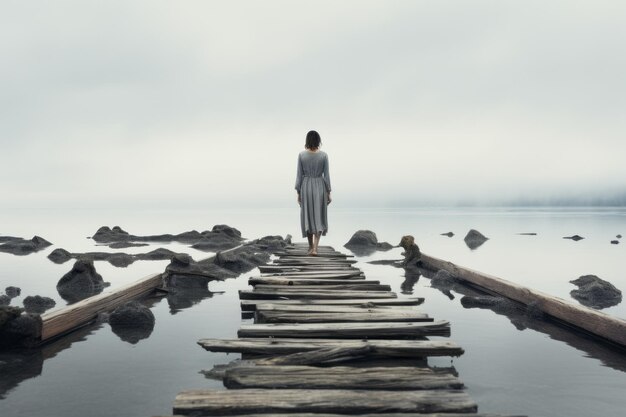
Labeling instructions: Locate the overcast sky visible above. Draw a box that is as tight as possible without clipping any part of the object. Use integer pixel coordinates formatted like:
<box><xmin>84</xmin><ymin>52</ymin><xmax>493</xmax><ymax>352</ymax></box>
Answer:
<box><xmin>2</xmin><ymin>1</ymin><xmax>625</xmax><ymax>208</ymax></box>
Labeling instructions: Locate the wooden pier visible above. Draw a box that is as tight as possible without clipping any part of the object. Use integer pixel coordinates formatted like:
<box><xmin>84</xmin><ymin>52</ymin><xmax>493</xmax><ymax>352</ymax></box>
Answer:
<box><xmin>168</xmin><ymin>244</ymin><xmax>523</xmax><ymax>416</ymax></box>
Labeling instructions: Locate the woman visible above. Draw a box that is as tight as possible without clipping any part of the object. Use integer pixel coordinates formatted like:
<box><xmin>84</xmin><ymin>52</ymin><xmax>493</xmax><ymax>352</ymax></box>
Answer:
<box><xmin>295</xmin><ymin>130</ymin><xmax>332</xmax><ymax>255</ymax></box>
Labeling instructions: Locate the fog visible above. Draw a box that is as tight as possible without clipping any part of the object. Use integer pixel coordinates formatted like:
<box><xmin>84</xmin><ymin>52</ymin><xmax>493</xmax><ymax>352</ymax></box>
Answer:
<box><xmin>1</xmin><ymin>1</ymin><xmax>625</xmax><ymax>208</ymax></box>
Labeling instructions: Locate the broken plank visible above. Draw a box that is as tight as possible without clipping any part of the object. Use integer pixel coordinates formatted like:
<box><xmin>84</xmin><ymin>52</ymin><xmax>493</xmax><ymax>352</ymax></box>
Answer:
<box><xmin>198</xmin><ymin>338</ymin><xmax>464</xmax><ymax>357</ymax></box>
<box><xmin>238</xmin><ymin>320</ymin><xmax>450</xmax><ymax>338</ymax></box>
<box><xmin>241</xmin><ymin>298</ymin><xmax>424</xmax><ymax>311</ymax></box>
<box><xmin>255</xmin><ymin>310</ymin><xmax>433</xmax><ymax>323</ymax></box>
<box><xmin>173</xmin><ymin>389</ymin><xmax>477</xmax><ymax>415</ymax></box>
<box><xmin>224</xmin><ymin>365</ymin><xmax>463</xmax><ymax>390</ymax></box>
<box><xmin>239</xmin><ymin>290</ymin><xmax>397</xmax><ymax>300</ymax></box>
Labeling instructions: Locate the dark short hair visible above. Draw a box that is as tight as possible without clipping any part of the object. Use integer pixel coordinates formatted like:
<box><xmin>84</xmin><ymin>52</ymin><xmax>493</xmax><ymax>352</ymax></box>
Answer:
<box><xmin>305</xmin><ymin>130</ymin><xmax>322</xmax><ymax>149</ymax></box>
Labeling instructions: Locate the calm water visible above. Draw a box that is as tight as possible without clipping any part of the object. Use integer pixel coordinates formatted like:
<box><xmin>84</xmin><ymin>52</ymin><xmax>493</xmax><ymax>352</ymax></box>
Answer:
<box><xmin>1</xmin><ymin>207</ymin><xmax>625</xmax><ymax>417</ymax></box>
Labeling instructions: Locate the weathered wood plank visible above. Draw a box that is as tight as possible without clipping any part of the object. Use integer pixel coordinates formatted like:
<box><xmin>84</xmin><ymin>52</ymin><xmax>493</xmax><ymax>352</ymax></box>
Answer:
<box><xmin>422</xmin><ymin>253</ymin><xmax>626</xmax><ymax>347</ymax></box>
<box><xmin>224</xmin><ymin>365</ymin><xmax>464</xmax><ymax>390</ymax></box>
<box><xmin>40</xmin><ymin>273</ymin><xmax>162</xmax><ymax>341</ymax></box>
<box><xmin>239</xmin><ymin>289</ymin><xmax>397</xmax><ymax>300</ymax></box>
<box><xmin>273</xmin><ymin>258</ymin><xmax>357</xmax><ymax>264</ymax></box>
<box><xmin>161</xmin><ymin>414</ymin><xmax>520</xmax><ymax>417</ymax></box>
<box><xmin>198</xmin><ymin>338</ymin><xmax>464</xmax><ymax>357</ymax></box>
<box><xmin>253</xmin><ymin>283</ymin><xmax>392</xmax><ymax>292</ymax></box>
<box><xmin>241</xmin><ymin>298</ymin><xmax>425</xmax><ymax>311</ymax></box>
<box><xmin>278</xmin><ymin>252</ymin><xmax>354</xmax><ymax>258</ymax></box>
<box><xmin>250</xmin><ymin>278</ymin><xmax>376</xmax><ymax>286</ymax></box>
<box><xmin>255</xmin><ymin>310</ymin><xmax>433</xmax><ymax>323</ymax></box>
<box><xmin>259</xmin><ymin>265</ymin><xmax>357</xmax><ymax>272</ymax></box>
<box><xmin>259</xmin><ymin>271</ymin><xmax>364</xmax><ymax>278</ymax></box>
<box><xmin>255</xmin><ymin>303</ymin><xmax>420</xmax><ymax>313</ymax></box>
<box><xmin>238</xmin><ymin>320</ymin><xmax>450</xmax><ymax>338</ymax></box>
<box><xmin>173</xmin><ymin>389</ymin><xmax>477</xmax><ymax>415</ymax></box>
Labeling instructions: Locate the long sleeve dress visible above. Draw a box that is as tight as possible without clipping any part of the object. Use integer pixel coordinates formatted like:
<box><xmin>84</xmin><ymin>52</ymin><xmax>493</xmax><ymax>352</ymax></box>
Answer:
<box><xmin>295</xmin><ymin>150</ymin><xmax>331</xmax><ymax>238</ymax></box>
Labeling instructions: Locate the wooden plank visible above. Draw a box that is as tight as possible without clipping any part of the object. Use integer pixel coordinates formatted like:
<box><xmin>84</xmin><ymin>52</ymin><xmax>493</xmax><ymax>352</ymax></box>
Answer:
<box><xmin>255</xmin><ymin>303</ymin><xmax>420</xmax><ymax>313</ymax></box>
<box><xmin>253</xmin><ymin>283</ymin><xmax>392</xmax><ymax>292</ymax></box>
<box><xmin>273</xmin><ymin>258</ymin><xmax>357</xmax><ymax>264</ymax></box>
<box><xmin>40</xmin><ymin>273</ymin><xmax>162</xmax><ymax>341</ymax></box>
<box><xmin>241</xmin><ymin>298</ymin><xmax>425</xmax><ymax>311</ymax></box>
<box><xmin>223</xmin><ymin>365</ymin><xmax>463</xmax><ymax>390</ymax></box>
<box><xmin>259</xmin><ymin>266</ymin><xmax>357</xmax><ymax>272</ymax></box>
<box><xmin>238</xmin><ymin>320</ymin><xmax>450</xmax><ymax>338</ymax></box>
<box><xmin>278</xmin><ymin>252</ymin><xmax>354</xmax><ymax>258</ymax></box>
<box><xmin>161</xmin><ymin>414</ymin><xmax>520</xmax><ymax>417</ymax></box>
<box><xmin>422</xmin><ymin>253</ymin><xmax>626</xmax><ymax>347</ymax></box>
<box><xmin>198</xmin><ymin>338</ymin><xmax>464</xmax><ymax>357</ymax></box>
<box><xmin>239</xmin><ymin>289</ymin><xmax>397</xmax><ymax>300</ymax></box>
<box><xmin>260</xmin><ymin>271</ymin><xmax>364</xmax><ymax>278</ymax></box>
<box><xmin>173</xmin><ymin>389</ymin><xmax>477</xmax><ymax>415</ymax></box>
<box><xmin>249</xmin><ymin>278</ymin><xmax>376</xmax><ymax>286</ymax></box>
<box><xmin>255</xmin><ymin>310</ymin><xmax>433</xmax><ymax>323</ymax></box>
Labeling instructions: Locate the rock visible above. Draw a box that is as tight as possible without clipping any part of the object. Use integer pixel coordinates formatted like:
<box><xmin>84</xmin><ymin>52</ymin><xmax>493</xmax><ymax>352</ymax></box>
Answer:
<box><xmin>249</xmin><ymin>235</ymin><xmax>291</xmax><ymax>252</ymax></box>
<box><xmin>0</xmin><ymin>235</ymin><xmax>52</xmax><ymax>256</ymax></box>
<box><xmin>56</xmin><ymin>259</ymin><xmax>107</xmax><ymax>303</ymax></box>
<box><xmin>214</xmin><ymin>247</ymin><xmax>270</xmax><ymax>273</ymax></box>
<box><xmin>0</xmin><ymin>309</ymin><xmax>42</xmax><ymax>349</ymax></box>
<box><xmin>441</xmin><ymin>232</ymin><xmax>454</xmax><ymax>237</ymax></box>
<box><xmin>563</xmin><ymin>235</ymin><xmax>584</xmax><ymax>241</ymax></box>
<box><xmin>368</xmin><ymin>259</ymin><xmax>402</xmax><ymax>266</ymax></box>
<box><xmin>463</xmin><ymin>229</ymin><xmax>489</xmax><ymax>250</ymax></box>
<box><xmin>92</xmin><ymin>226</ymin><xmax>131</xmax><ymax>243</ymax></box>
<box><xmin>166</xmin><ymin>288</ymin><xmax>215</xmax><ymax>313</ymax></box>
<box><xmin>611</xmin><ymin>240</ymin><xmax>619</xmax><ymax>245</ymax></box>
<box><xmin>0</xmin><ymin>295</ymin><xmax>10</xmax><ymax>306</ymax></box>
<box><xmin>570</xmin><ymin>275</ymin><xmax>622</xmax><ymax>309</ymax></box>
<box><xmin>47</xmin><ymin>248</ymin><xmax>73</xmax><ymax>264</ymax></box>
<box><xmin>617</xmin><ymin>234</ymin><xmax>622</xmax><ymax>239</ymax></box>
<box><xmin>517</xmin><ymin>233</ymin><xmax>537</xmax><ymax>236</ymax></box>
<box><xmin>191</xmin><ymin>233</ymin><xmax>242</xmax><ymax>251</ymax></box>
<box><xmin>5</xmin><ymin>287</ymin><xmax>21</xmax><ymax>298</ymax></box>
<box><xmin>344</xmin><ymin>230</ymin><xmax>394</xmax><ymax>256</ymax></box>
<box><xmin>108</xmin><ymin>301</ymin><xmax>155</xmax><ymax>344</ymax></box>
<box><xmin>398</xmin><ymin>235</ymin><xmax>421</xmax><ymax>267</ymax></box>
<box><xmin>23</xmin><ymin>296</ymin><xmax>56</xmax><ymax>314</ymax></box>
<box><xmin>137</xmin><ymin>248</ymin><xmax>178</xmax><ymax>261</ymax></box>
<box><xmin>163</xmin><ymin>256</ymin><xmax>236</xmax><ymax>289</ymax></box>
<box><xmin>211</xmin><ymin>224</ymin><xmax>243</xmax><ymax>240</ymax></box>
<box><xmin>461</xmin><ymin>296</ymin><xmax>526</xmax><ymax>316</ymax></box>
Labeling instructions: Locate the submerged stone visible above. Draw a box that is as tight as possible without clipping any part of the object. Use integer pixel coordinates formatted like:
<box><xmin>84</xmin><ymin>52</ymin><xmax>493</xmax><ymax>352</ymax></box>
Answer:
<box><xmin>57</xmin><ymin>259</ymin><xmax>107</xmax><ymax>303</ymax></box>
<box><xmin>563</xmin><ymin>235</ymin><xmax>584</xmax><ymax>241</ymax></box>
<box><xmin>344</xmin><ymin>230</ymin><xmax>394</xmax><ymax>256</ymax></box>
<box><xmin>23</xmin><ymin>296</ymin><xmax>56</xmax><ymax>314</ymax></box>
<box><xmin>109</xmin><ymin>301</ymin><xmax>155</xmax><ymax>344</ymax></box>
<box><xmin>570</xmin><ymin>275</ymin><xmax>622</xmax><ymax>310</ymax></box>
<box><xmin>0</xmin><ymin>235</ymin><xmax>52</xmax><ymax>256</ymax></box>
<box><xmin>5</xmin><ymin>287</ymin><xmax>21</xmax><ymax>298</ymax></box>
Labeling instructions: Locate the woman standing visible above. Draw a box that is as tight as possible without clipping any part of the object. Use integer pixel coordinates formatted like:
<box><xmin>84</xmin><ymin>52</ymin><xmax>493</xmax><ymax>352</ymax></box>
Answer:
<box><xmin>295</xmin><ymin>130</ymin><xmax>332</xmax><ymax>255</ymax></box>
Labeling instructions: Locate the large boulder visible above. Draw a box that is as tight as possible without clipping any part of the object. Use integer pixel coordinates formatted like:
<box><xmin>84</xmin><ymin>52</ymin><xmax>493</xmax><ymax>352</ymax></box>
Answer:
<box><xmin>570</xmin><ymin>275</ymin><xmax>622</xmax><ymax>309</ymax></box>
<box><xmin>192</xmin><ymin>233</ymin><xmax>243</xmax><ymax>252</ymax></box>
<box><xmin>249</xmin><ymin>235</ymin><xmax>292</xmax><ymax>253</ymax></box>
<box><xmin>0</xmin><ymin>235</ymin><xmax>52</xmax><ymax>256</ymax></box>
<box><xmin>464</xmin><ymin>229</ymin><xmax>489</xmax><ymax>250</ymax></box>
<box><xmin>344</xmin><ymin>230</ymin><xmax>393</xmax><ymax>256</ymax></box>
<box><xmin>0</xmin><ymin>295</ymin><xmax>10</xmax><ymax>306</ymax></box>
<box><xmin>109</xmin><ymin>301</ymin><xmax>155</xmax><ymax>344</ymax></box>
<box><xmin>163</xmin><ymin>254</ymin><xmax>236</xmax><ymax>289</ymax></box>
<box><xmin>92</xmin><ymin>226</ymin><xmax>131</xmax><ymax>243</ymax></box>
<box><xmin>56</xmin><ymin>259</ymin><xmax>108</xmax><ymax>303</ymax></box>
<box><xmin>23</xmin><ymin>296</ymin><xmax>56</xmax><ymax>314</ymax></box>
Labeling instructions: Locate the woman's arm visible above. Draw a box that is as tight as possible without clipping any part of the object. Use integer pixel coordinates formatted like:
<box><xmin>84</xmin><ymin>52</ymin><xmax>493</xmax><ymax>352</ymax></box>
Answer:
<box><xmin>324</xmin><ymin>154</ymin><xmax>332</xmax><ymax>205</ymax></box>
<box><xmin>295</xmin><ymin>154</ymin><xmax>303</xmax><ymax>204</ymax></box>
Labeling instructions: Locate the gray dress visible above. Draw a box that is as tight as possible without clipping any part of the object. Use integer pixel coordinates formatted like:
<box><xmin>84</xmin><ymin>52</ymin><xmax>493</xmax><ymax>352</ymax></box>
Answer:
<box><xmin>295</xmin><ymin>150</ymin><xmax>331</xmax><ymax>237</ymax></box>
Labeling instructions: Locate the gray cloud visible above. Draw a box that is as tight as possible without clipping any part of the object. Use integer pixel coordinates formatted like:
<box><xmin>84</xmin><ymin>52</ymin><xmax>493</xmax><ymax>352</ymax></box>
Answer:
<box><xmin>1</xmin><ymin>1</ymin><xmax>625</xmax><ymax>208</ymax></box>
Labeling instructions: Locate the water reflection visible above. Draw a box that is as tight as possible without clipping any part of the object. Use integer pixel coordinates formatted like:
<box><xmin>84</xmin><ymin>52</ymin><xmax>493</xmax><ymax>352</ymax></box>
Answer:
<box><xmin>166</xmin><ymin>288</ymin><xmax>217</xmax><ymax>314</ymax></box>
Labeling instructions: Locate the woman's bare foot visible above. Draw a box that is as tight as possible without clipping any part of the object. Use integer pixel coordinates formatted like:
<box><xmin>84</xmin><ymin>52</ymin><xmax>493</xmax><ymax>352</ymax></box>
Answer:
<box><xmin>307</xmin><ymin>247</ymin><xmax>314</xmax><ymax>255</ymax></box>
<box><xmin>310</xmin><ymin>249</ymin><xmax>317</xmax><ymax>256</ymax></box>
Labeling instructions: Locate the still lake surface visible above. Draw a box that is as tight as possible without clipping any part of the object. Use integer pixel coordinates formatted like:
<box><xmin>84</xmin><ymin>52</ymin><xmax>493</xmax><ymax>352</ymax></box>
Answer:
<box><xmin>1</xmin><ymin>207</ymin><xmax>625</xmax><ymax>417</ymax></box>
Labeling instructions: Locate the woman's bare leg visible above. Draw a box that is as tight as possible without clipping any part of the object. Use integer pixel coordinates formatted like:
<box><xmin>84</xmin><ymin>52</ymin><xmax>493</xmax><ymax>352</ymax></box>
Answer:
<box><xmin>307</xmin><ymin>233</ymin><xmax>313</xmax><ymax>254</ymax></box>
<box><xmin>311</xmin><ymin>232</ymin><xmax>322</xmax><ymax>255</ymax></box>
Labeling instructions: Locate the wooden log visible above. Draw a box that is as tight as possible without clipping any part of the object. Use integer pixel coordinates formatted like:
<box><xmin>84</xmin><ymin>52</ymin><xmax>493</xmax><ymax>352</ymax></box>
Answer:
<box><xmin>253</xmin><ymin>284</ymin><xmax>392</xmax><ymax>292</ymax></box>
<box><xmin>40</xmin><ymin>273</ymin><xmax>162</xmax><ymax>342</ymax></box>
<box><xmin>173</xmin><ymin>389</ymin><xmax>477</xmax><ymax>415</ymax></box>
<box><xmin>198</xmin><ymin>337</ymin><xmax>465</xmax><ymax>357</ymax></box>
<box><xmin>224</xmin><ymin>365</ymin><xmax>464</xmax><ymax>390</ymax></box>
<box><xmin>239</xmin><ymin>289</ymin><xmax>397</xmax><ymax>300</ymax></box>
<box><xmin>249</xmin><ymin>278</ymin><xmax>376</xmax><ymax>286</ymax></box>
<box><xmin>255</xmin><ymin>310</ymin><xmax>433</xmax><ymax>324</ymax></box>
<box><xmin>238</xmin><ymin>320</ymin><xmax>450</xmax><ymax>338</ymax></box>
<box><xmin>241</xmin><ymin>298</ymin><xmax>425</xmax><ymax>311</ymax></box>
<box><xmin>422</xmin><ymin>253</ymin><xmax>626</xmax><ymax>347</ymax></box>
